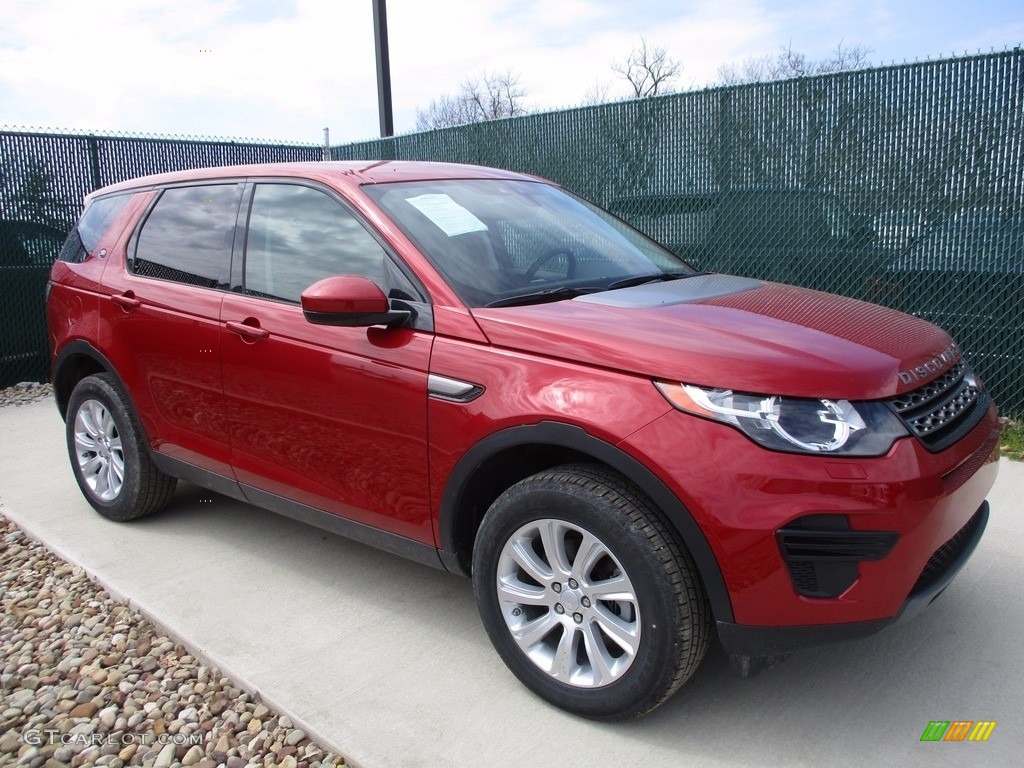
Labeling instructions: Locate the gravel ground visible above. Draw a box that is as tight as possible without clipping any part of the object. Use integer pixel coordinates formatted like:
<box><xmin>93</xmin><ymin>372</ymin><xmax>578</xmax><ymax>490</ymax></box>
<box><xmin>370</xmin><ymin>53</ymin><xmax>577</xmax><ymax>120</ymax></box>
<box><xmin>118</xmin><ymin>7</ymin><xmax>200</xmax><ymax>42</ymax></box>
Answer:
<box><xmin>0</xmin><ymin>383</ymin><xmax>348</xmax><ymax>768</ymax></box>
<box><xmin>0</xmin><ymin>382</ymin><xmax>54</xmax><ymax>408</ymax></box>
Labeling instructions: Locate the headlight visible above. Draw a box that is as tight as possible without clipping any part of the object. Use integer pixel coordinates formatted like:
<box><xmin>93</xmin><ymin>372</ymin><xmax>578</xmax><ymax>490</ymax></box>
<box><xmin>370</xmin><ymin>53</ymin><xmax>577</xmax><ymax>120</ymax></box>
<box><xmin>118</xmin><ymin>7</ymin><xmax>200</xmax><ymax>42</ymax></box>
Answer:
<box><xmin>654</xmin><ymin>382</ymin><xmax>908</xmax><ymax>456</ymax></box>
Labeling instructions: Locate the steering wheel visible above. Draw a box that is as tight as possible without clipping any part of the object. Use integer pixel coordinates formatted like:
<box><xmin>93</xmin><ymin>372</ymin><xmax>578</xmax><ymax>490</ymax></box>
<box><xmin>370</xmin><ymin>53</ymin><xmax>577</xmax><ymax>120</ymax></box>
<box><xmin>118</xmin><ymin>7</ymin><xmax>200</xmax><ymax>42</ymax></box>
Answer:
<box><xmin>524</xmin><ymin>248</ymin><xmax>578</xmax><ymax>282</ymax></box>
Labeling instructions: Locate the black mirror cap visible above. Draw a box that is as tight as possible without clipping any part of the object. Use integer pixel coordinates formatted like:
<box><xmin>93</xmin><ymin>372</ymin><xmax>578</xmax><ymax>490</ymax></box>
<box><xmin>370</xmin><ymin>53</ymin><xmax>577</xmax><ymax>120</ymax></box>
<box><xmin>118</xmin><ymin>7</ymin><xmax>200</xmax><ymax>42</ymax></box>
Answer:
<box><xmin>303</xmin><ymin>308</ymin><xmax>411</xmax><ymax>327</ymax></box>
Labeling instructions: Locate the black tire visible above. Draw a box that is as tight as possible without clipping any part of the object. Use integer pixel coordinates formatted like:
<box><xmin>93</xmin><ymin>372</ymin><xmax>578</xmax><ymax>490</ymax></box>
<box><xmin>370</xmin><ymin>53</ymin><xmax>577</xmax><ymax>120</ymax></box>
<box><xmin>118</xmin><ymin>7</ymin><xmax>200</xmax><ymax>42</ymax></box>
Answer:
<box><xmin>65</xmin><ymin>373</ymin><xmax>177</xmax><ymax>521</ymax></box>
<box><xmin>472</xmin><ymin>463</ymin><xmax>710</xmax><ymax>720</ymax></box>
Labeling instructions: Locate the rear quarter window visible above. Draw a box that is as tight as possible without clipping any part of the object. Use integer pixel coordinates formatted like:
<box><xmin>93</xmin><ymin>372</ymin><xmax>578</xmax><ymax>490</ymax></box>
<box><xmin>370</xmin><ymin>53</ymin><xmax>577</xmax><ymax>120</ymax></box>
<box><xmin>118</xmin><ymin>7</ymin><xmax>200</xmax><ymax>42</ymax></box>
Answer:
<box><xmin>58</xmin><ymin>193</ymin><xmax>131</xmax><ymax>264</ymax></box>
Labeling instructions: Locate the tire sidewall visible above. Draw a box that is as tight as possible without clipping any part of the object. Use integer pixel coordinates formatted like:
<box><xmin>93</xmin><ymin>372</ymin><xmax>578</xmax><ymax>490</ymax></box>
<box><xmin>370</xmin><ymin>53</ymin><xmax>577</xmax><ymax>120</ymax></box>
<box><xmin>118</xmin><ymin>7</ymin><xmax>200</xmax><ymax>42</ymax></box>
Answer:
<box><xmin>473</xmin><ymin>476</ymin><xmax>687</xmax><ymax>719</ymax></box>
<box><xmin>66</xmin><ymin>375</ymin><xmax>146</xmax><ymax>521</ymax></box>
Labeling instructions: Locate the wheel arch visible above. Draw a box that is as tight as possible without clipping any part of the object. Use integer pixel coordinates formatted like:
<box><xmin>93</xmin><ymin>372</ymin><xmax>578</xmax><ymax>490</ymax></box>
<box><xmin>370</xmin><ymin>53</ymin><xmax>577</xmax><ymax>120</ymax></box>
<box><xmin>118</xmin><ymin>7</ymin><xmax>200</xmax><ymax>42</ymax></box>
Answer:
<box><xmin>53</xmin><ymin>341</ymin><xmax>135</xmax><ymax>423</ymax></box>
<box><xmin>438</xmin><ymin>421</ymin><xmax>735</xmax><ymax>624</ymax></box>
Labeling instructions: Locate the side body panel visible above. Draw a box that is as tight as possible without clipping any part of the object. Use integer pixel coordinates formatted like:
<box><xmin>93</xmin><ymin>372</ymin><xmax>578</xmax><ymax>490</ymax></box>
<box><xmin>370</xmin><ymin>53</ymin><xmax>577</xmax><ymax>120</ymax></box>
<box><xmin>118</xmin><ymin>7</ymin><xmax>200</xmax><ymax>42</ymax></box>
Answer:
<box><xmin>219</xmin><ymin>293</ymin><xmax>435</xmax><ymax>544</ymax></box>
<box><xmin>98</xmin><ymin>253</ymin><xmax>233</xmax><ymax>476</ymax></box>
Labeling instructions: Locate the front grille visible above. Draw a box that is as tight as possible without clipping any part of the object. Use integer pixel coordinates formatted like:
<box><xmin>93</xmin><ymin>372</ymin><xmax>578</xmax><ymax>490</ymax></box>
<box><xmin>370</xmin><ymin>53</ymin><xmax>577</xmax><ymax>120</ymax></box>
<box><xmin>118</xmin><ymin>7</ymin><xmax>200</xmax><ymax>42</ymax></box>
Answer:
<box><xmin>887</xmin><ymin>361</ymin><xmax>987</xmax><ymax>452</ymax></box>
<box><xmin>910</xmin><ymin>507</ymin><xmax>986</xmax><ymax>596</ymax></box>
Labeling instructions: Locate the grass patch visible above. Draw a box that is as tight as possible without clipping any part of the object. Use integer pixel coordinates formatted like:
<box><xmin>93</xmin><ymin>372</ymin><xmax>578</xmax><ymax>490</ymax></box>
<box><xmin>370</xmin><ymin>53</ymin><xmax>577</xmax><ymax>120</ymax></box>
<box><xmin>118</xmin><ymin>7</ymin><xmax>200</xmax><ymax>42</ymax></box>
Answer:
<box><xmin>1001</xmin><ymin>418</ymin><xmax>1024</xmax><ymax>461</ymax></box>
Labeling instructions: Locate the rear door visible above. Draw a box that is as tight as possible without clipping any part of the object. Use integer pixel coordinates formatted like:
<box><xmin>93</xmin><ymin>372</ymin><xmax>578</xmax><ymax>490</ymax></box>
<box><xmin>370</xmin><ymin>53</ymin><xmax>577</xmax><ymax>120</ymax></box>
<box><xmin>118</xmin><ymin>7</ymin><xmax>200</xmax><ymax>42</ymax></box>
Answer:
<box><xmin>220</xmin><ymin>181</ymin><xmax>435</xmax><ymax>544</ymax></box>
<box><xmin>100</xmin><ymin>182</ymin><xmax>242</xmax><ymax>477</ymax></box>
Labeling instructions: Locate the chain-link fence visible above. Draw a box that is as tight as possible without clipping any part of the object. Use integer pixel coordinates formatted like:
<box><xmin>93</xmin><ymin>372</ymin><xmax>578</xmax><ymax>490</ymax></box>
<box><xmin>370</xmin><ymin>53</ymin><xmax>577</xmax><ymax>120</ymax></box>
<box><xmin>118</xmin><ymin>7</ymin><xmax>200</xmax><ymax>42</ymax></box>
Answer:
<box><xmin>334</xmin><ymin>49</ymin><xmax>1024</xmax><ymax>415</ymax></box>
<box><xmin>2</xmin><ymin>49</ymin><xmax>1021</xmax><ymax>413</ymax></box>
<box><xmin>0</xmin><ymin>131</ymin><xmax>320</xmax><ymax>385</ymax></box>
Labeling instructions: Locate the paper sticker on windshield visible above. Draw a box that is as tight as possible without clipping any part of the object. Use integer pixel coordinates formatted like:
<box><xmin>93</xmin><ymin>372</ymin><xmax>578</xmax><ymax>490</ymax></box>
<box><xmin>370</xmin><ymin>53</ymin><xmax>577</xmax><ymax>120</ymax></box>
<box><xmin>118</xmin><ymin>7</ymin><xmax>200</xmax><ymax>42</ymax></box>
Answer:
<box><xmin>405</xmin><ymin>194</ymin><xmax>488</xmax><ymax>237</ymax></box>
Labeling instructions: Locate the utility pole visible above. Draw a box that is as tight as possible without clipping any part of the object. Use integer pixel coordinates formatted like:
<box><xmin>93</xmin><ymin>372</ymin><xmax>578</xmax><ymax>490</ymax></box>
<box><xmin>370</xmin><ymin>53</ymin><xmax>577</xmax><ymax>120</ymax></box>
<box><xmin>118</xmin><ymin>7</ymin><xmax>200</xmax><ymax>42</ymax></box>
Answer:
<box><xmin>373</xmin><ymin>0</ymin><xmax>394</xmax><ymax>137</ymax></box>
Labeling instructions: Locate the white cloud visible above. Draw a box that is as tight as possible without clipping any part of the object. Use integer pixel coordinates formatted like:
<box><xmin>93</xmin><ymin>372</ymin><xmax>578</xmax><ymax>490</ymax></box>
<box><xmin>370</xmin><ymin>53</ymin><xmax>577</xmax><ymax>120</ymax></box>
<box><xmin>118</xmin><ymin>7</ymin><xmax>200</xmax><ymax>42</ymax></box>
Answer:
<box><xmin>0</xmin><ymin>0</ymin><xmax>379</xmax><ymax>141</ymax></box>
<box><xmin>1</xmin><ymin>0</ymin><xmax>1021</xmax><ymax>144</ymax></box>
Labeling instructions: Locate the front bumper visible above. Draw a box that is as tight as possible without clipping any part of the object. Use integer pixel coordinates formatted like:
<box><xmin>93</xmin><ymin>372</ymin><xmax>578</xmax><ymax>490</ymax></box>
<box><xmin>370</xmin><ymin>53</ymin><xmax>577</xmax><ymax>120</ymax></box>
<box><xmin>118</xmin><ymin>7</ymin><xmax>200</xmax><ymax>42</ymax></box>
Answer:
<box><xmin>716</xmin><ymin>500</ymin><xmax>989</xmax><ymax>658</ymax></box>
<box><xmin>621</xmin><ymin>398</ymin><xmax>1000</xmax><ymax>634</ymax></box>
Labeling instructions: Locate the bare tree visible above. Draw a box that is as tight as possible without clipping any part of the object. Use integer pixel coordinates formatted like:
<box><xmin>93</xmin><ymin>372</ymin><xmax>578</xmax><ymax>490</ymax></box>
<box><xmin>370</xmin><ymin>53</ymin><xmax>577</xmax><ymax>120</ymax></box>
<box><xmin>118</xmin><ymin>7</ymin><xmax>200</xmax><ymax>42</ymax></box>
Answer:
<box><xmin>612</xmin><ymin>38</ymin><xmax>681</xmax><ymax>98</ymax></box>
<box><xmin>710</xmin><ymin>41</ymin><xmax>877</xmax><ymax>194</ymax></box>
<box><xmin>582</xmin><ymin>79</ymin><xmax>616</xmax><ymax>106</ymax></box>
<box><xmin>718</xmin><ymin>42</ymin><xmax>872</xmax><ymax>85</ymax></box>
<box><xmin>416</xmin><ymin>70</ymin><xmax>528</xmax><ymax>130</ymax></box>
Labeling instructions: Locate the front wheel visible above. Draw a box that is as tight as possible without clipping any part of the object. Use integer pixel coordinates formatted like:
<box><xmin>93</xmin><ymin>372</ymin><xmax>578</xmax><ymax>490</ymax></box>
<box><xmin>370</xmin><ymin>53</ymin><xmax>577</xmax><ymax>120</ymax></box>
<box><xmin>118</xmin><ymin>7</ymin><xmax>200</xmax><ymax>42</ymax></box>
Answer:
<box><xmin>65</xmin><ymin>373</ymin><xmax>177</xmax><ymax>521</ymax></box>
<box><xmin>472</xmin><ymin>464</ymin><xmax>710</xmax><ymax>719</ymax></box>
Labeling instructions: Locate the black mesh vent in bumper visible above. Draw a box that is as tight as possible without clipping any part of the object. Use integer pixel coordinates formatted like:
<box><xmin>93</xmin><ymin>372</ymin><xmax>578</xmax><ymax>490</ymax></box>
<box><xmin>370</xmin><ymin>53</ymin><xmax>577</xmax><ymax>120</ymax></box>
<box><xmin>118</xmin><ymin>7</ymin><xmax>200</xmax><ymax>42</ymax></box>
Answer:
<box><xmin>910</xmin><ymin>506</ymin><xmax>987</xmax><ymax>597</ymax></box>
<box><xmin>777</xmin><ymin>516</ymin><xmax>899</xmax><ymax>598</ymax></box>
<box><xmin>887</xmin><ymin>361</ymin><xmax>988</xmax><ymax>452</ymax></box>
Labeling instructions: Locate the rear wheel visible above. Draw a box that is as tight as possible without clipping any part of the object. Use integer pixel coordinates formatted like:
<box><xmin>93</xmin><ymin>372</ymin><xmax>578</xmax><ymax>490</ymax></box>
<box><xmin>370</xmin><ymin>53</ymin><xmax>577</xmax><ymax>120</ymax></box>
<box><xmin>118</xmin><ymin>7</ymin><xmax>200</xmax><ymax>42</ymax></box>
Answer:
<box><xmin>472</xmin><ymin>464</ymin><xmax>710</xmax><ymax>719</ymax></box>
<box><xmin>66</xmin><ymin>374</ymin><xmax>176</xmax><ymax>521</ymax></box>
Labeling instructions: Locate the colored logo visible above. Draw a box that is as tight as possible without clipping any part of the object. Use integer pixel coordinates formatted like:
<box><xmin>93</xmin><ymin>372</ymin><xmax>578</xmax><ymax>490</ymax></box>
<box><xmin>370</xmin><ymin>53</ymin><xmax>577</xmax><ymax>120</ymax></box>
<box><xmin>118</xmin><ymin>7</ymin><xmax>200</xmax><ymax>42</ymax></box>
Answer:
<box><xmin>920</xmin><ymin>721</ymin><xmax>996</xmax><ymax>742</ymax></box>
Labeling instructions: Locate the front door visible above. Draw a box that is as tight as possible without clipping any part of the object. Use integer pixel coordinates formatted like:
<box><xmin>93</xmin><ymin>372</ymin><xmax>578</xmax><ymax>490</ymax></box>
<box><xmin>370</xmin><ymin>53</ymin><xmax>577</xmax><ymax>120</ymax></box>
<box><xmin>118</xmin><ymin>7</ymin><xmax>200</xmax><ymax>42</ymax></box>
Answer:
<box><xmin>220</xmin><ymin>182</ymin><xmax>434</xmax><ymax>544</ymax></box>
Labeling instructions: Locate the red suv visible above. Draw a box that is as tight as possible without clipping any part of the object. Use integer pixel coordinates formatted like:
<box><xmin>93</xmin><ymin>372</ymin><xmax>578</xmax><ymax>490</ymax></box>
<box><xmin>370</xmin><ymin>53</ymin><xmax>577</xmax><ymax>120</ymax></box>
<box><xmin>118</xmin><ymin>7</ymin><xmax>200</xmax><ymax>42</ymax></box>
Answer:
<box><xmin>47</xmin><ymin>162</ymin><xmax>1000</xmax><ymax>719</ymax></box>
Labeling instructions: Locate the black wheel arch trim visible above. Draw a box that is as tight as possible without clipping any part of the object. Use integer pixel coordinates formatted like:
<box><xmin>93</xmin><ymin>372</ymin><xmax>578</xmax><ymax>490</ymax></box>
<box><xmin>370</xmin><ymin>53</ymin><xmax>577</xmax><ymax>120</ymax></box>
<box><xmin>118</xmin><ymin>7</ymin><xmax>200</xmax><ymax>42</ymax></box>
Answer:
<box><xmin>438</xmin><ymin>420</ymin><xmax>735</xmax><ymax>624</ymax></box>
<box><xmin>53</xmin><ymin>341</ymin><xmax>137</xmax><ymax>422</ymax></box>
<box><xmin>53</xmin><ymin>340</ymin><xmax>168</xmax><ymax>489</ymax></box>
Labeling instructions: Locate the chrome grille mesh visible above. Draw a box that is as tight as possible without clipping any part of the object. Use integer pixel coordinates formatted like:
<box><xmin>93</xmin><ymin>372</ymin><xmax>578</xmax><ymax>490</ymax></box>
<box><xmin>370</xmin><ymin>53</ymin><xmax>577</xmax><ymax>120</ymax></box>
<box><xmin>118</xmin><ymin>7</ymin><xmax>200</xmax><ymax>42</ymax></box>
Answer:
<box><xmin>889</xmin><ymin>363</ymin><xmax>968</xmax><ymax>413</ymax></box>
<box><xmin>887</xmin><ymin>362</ymin><xmax>987</xmax><ymax>451</ymax></box>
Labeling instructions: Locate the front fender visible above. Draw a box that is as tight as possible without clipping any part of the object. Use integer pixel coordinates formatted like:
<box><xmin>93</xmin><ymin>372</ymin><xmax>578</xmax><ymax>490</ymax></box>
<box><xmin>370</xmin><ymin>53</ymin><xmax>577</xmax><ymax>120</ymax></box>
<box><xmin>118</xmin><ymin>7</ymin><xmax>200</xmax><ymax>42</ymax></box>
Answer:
<box><xmin>437</xmin><ymin>420</ymin><xmax>735</xmax><ymax>624</ymax></box>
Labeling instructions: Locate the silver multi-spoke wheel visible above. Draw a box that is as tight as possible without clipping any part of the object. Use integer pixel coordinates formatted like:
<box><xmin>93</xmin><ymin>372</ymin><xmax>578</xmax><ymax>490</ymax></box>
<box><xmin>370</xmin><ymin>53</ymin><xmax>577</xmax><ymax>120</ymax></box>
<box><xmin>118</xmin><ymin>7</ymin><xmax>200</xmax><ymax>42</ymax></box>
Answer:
<box><xmin>496</xmin><ymin>518</ymin><xmax>640</xmax><ymax>688</ymax></box>
<box><xmin>73</xmin><ymin>398</ymin><xmax>125</xmax><ymax>501</ymax></box>
<box><xmin>475</xmin><ymin>465</ymin><xmax>710</xmax><ymax>719</ymax></box>
<box><xmin>65</xmin><ymin>374</ymin><xmax>176</xmax><ymax>521</ymax></box>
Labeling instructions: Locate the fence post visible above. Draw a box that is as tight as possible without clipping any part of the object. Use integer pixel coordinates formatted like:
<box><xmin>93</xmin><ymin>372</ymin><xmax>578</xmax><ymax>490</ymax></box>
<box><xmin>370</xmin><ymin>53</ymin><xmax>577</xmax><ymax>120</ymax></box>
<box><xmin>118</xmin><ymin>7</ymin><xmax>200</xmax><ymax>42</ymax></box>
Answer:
<box><xmin>86</xmin><ymin>136</ymin><xmax>101</xmax><ymax>191</ymax></box>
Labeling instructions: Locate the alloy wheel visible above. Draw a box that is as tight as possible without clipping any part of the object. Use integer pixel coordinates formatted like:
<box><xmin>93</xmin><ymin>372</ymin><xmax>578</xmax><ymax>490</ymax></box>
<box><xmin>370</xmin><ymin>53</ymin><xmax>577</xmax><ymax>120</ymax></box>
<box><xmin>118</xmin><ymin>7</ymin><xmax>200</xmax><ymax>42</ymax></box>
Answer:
<box><xmin>495</xmin><ymin>518</ymin><xmax>641</xmax><ymax>688</ymax></box>
<box><xmin>73</xmin><ymin>398</ymin><xmax>125</xmax><ymax>502</ymax></box>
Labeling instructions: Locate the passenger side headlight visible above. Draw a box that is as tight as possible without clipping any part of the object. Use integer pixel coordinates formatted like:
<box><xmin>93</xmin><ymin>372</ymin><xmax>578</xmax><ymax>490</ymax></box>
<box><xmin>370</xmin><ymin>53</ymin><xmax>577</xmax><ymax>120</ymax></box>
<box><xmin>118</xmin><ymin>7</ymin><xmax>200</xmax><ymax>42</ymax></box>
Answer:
<box><xmin>654</xmin><ymin>382</ymin><xmax>908</xmax><ymax>456</ymax></box>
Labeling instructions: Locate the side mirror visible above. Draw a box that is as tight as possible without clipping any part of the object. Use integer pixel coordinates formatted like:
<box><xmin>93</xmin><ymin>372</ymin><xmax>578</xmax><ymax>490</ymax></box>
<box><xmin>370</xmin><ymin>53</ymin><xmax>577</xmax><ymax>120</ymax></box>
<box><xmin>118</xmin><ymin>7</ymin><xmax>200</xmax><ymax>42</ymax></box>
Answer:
<box><xmin>300</xmin><ymin>276</ymin><xmax>410</xmax><ymax>327</ymax></box>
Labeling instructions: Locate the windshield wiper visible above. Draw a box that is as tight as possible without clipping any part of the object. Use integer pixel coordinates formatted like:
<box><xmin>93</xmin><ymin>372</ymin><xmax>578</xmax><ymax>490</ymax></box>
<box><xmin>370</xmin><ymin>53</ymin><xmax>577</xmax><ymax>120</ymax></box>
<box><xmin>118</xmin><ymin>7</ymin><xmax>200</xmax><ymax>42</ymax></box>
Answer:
<box><xmin>606</xmin><ymin>270</ymin><xmax>705</xmax><ymax>291</ymax></box>
<box><xmin>485</xmin><ymin>271</ymin><xmax>707</xmax><ymax>308</ymax></box>
<box><xmin>485</xmin><ymin>286</ymin><xmax>604</xmax><ymax>308</ymax></box>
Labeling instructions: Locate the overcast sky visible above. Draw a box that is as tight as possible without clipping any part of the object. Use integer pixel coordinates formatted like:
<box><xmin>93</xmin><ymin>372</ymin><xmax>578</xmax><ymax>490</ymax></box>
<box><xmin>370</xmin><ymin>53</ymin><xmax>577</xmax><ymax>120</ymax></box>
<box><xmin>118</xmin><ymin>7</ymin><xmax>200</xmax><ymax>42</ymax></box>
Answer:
<box><xmin>1</xmin><ymin>0</ymin><xmax>1021</xmax><ymax>146</ymax></box>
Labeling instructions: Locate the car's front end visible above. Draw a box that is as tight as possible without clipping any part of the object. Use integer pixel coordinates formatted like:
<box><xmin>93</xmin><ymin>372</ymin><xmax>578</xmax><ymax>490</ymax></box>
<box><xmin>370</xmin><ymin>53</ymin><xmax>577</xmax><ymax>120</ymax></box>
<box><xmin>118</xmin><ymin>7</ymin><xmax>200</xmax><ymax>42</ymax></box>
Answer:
<box><xmin>626</xmin><ymin>365</ymin><xmax>998</xmax><ymax>666</ymax></box>
<box><xmin>463</xmin><ymin>264</ymin><xmax>1001</xmax><ymax>673</ymax></box>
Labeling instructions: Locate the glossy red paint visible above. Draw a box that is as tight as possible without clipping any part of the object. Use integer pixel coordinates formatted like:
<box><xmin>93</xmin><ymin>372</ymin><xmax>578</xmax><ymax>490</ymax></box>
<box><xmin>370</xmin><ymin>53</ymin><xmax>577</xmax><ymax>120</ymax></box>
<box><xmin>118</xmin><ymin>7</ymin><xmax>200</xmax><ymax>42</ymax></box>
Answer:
<box><xmin>425</xmin><ymin>335</ymin><xmax>674</xmax><ymax>543</ymax></box>
<box><xmin>300</xmin><ymin>276</ymin><xmax>390</xmax><ymax>315</ymax></box>
<box><xmin>220</xmin><ymin>292</ymin><xmax>433</xmax><ymax>544</ymax></box>
<box><xmin>100</xmin><ymin>261</ymin><xmax>232</xmax><ymax>476</ymax></box>
<box><xmin>45</xmin><ymin>191</ymin><xmax>151</xmax><ymax>364</ymax></box>
<box><xmin>471</xmin><ymin>284</ymin><xmax>952</xmax><ymax>401</ymax></box>
<box><xmin>48</xmin><ymin>160</ymin><xmax>1001</xmax><ymax>668</ymax></box>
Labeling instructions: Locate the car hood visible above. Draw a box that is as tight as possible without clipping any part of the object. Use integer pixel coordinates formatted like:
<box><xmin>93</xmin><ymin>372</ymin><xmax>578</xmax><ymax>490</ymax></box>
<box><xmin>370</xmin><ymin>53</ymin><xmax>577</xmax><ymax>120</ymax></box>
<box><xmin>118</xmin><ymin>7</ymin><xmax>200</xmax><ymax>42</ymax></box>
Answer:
<box><xmin>469</xmin><ymin>274</ymin><xmax>957</xmax><ymax>400</ymax></box>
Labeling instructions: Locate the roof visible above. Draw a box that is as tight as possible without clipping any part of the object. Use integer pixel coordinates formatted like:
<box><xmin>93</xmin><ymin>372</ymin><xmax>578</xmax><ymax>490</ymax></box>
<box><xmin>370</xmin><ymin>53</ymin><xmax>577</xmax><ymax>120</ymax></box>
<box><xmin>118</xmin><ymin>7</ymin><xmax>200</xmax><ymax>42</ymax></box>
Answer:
<box><xmin>89</xmin><ymin>160</ymin><xmax>539</xmax><ymax>200</ymax></box>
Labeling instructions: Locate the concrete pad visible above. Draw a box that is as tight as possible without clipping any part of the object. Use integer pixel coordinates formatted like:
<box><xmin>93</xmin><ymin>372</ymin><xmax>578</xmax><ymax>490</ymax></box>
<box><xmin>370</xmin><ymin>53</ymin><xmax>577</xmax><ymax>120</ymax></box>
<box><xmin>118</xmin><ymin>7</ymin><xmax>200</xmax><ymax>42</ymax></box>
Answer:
<box><xmin>1</xmin><ymin>397</ymin><xmax>1021</xmax><ymax>767</ymax></box>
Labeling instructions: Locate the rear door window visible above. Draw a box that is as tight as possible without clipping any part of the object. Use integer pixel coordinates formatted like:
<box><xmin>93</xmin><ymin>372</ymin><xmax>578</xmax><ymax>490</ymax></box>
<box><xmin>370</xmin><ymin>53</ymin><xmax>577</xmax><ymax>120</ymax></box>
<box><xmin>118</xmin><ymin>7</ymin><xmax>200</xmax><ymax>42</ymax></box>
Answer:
<box><xmin>132</xmin><ymin>184</ymin><xmax>241</xmax><ymax>288</ymax></box>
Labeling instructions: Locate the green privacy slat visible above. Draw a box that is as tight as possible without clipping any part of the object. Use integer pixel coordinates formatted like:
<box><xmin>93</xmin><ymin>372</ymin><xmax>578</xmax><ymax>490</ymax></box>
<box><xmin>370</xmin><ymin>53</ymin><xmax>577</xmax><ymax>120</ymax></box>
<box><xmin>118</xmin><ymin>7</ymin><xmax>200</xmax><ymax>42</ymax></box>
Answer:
<box><xmin>331</xmin><ymin>50</ymin><xmax>1024</xmax><ymax>416</ymax></box>
<box><xmin>2</xmin><ymin>50</ymin><xmax>1022</xmax><ymax>413</ymax></box>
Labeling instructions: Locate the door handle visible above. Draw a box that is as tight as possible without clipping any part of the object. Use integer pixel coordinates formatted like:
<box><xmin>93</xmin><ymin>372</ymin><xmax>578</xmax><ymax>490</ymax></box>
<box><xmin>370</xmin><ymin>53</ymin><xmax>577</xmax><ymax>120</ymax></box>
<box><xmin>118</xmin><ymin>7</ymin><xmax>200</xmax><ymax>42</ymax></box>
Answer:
<box><xmin>225</xmin><ymin>319</ymin><xmax>270</xmax><ymax>341</ymax></box>
<box><xmin>110</xmin><ymin>292</ymin><xmax>141</xmax><ymax>311</ymax></box>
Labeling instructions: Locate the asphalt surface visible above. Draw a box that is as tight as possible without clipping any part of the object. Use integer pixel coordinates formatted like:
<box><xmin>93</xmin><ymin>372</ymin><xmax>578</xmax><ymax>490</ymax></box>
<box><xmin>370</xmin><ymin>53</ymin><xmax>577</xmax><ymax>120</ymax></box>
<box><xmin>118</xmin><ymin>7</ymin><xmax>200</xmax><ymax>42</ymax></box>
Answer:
<box><xmin>1</xmin><ymin>397</ymin><xmax>1021</xmax><ymax>768</ymax></box>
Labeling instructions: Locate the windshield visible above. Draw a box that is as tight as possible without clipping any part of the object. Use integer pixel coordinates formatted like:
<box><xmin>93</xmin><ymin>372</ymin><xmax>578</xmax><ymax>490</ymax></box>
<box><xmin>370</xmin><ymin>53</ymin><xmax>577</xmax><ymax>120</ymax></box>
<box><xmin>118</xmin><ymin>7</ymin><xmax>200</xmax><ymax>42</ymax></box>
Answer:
<box><xmin>363</xmin><ymin>179</ymin><xmax>695</xmax><ymax>307</ymax></box>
